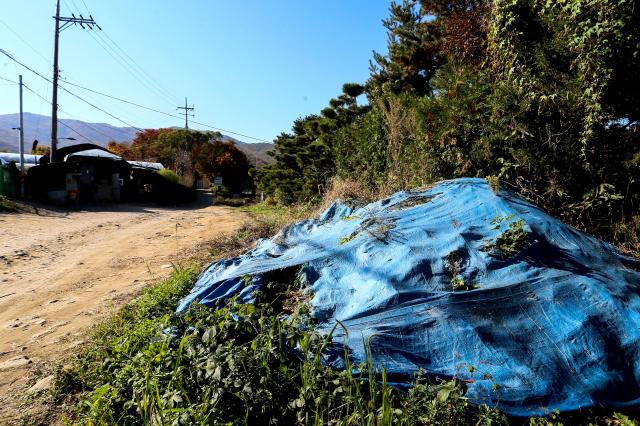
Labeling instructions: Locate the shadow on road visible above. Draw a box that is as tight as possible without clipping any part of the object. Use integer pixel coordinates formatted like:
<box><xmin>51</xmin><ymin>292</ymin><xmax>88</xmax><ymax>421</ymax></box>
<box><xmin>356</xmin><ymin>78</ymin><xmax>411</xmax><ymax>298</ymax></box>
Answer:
<box><xmin>7</xmin><ymin>190</ymin><xmax>216</xmax><ymax>217</ymax></box>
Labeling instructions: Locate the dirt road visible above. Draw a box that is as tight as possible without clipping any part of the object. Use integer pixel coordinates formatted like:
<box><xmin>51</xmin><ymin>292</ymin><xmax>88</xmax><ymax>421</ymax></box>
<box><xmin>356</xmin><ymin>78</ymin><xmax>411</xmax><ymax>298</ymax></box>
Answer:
<box><xmin>0</xmin><ymin>194</ymin><xmax>247</xmax><ymax>419</ymax></box>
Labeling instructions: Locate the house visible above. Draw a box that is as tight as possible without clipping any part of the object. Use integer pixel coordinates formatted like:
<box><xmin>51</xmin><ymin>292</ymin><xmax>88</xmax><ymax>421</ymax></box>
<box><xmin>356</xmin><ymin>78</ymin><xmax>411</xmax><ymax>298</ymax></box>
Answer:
<box><xmin>22</xmin><ymin>143</ymin><xmax>194</xmax><ymax>204</ymax></box>
<box><xmin>27</xmin><ymin>144</ymin><xmax>132</xmax><ymax>203</ymax></box>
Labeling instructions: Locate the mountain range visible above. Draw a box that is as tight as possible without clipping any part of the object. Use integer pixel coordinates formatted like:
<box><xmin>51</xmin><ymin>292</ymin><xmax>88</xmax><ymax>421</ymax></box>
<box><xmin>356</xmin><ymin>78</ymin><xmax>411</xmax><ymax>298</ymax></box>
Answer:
<box><xmin>0</xmin><ymin>112</ymin><xmax>273</xmax><ymax>166</ymax></box>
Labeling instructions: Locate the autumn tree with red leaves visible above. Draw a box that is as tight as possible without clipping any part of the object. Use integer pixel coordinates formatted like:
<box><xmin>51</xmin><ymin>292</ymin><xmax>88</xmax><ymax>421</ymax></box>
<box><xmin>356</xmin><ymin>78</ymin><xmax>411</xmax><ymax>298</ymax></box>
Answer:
<box><xmin>108</xmin><ymin>128</ymin><xmax>251</xmax><ymax>192</ymax></box>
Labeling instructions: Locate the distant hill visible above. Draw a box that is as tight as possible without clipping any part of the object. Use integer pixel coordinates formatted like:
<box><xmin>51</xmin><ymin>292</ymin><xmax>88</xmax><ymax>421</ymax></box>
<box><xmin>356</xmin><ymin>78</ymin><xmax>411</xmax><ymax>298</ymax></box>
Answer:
<box><xmin>0</xmin><ymin>112</ymin><xmax>273</xmax><ymax>166</ymax></box>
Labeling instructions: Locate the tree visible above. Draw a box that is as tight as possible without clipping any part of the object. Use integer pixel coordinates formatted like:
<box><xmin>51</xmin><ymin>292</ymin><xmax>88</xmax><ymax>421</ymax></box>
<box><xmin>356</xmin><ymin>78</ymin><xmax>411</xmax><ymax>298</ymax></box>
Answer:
<box><xmin>106</xmin><ymin>141</ymin><xmax>131</xmax><ymax>158</ymax></box>
<box><xmin>31</xmin><ymin>146</ymin><xmax>50</xmax><ymax>155</ymax></box>
<box><xmin>125</xmin><ymin>128</ymin><xmax>251</xmax><ymax>192</ymax></box>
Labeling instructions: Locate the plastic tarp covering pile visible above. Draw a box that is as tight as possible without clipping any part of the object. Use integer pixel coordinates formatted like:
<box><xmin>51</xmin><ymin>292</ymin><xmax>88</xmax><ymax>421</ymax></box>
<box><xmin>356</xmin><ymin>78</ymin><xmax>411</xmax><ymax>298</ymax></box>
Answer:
<box><xmin>177</xmin><ymin>178</ymin><xmax>640</xmax><ymax>416</ymax></box>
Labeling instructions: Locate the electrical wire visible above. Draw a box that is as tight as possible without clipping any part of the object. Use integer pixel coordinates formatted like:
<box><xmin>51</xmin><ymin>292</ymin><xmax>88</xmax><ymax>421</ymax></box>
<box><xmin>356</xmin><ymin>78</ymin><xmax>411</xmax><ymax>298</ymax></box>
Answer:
<box><xmin>0</xmin><ymin>18</ymin><xmax>52</xmax><ymax>65</ymax></box>
<box><xmin>0</xmin><ymin>46</ymin><xmax>142</xmax><ymax>130</ymax></box>
<box><xmin>1</xmin><ymin>73</ymin><xmax>94</xmax><ymax>142</ymax></box>
<box><xmin>22</xmin><ymin>82</ymin><xmax>99</xmax><ymax>142</ymax></box>
<box><xmin>0</xmin><ymin>75</ymin><xmax>18</xmax><ymax>84</ymax></box>
<box><xmin>98</xmin><ymin>30</ymin><xmax>180</xmax><ymax>105</ymax></box>
<box><xmin>0</xmin><ymin>47</ymin><xmax>272</xmax><ymax>143</ymax></box>
<box><xmin>72</xmin><ymin>0</ymin><xmax>180</xmax><ymax>104</ymax></box>
<box><xmin>59</xmin><ymin>81</ymin><xmax>272</xmax><ymax>142</ymax></box>
<box><xmin>61</xmin><ymin>0</ymin><xmax>176</xmax><ymax>106</ymax></box>
<box><xmin>85</xmin><ymin>28</ymin><xmax>177</xmax><ymax>107</ymax></box>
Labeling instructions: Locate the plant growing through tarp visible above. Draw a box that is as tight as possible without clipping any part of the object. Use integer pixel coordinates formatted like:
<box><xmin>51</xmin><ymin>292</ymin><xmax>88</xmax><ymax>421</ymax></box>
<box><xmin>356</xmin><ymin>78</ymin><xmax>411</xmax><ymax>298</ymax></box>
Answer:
<box><xmin>340</xmin><ymin>216</ymin><xmax>397</xmax><ymax>245</ymax></box>
<box><xmin>485</xmin><ymin>215</ymin><xmax>529</xmax><ymax>258</ymax></box>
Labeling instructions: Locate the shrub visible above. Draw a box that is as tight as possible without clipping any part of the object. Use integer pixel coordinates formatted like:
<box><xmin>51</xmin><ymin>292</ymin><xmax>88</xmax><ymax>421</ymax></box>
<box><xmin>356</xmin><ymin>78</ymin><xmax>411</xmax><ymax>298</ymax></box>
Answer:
<box><xmin>157</xmin><ymin>169</ymin><xmax>180</xmax><ymax>184</ymax></box>
<box><xmin>0</xmin><ymin>195</ymin><xmax>18</xmax><ymax>212</ymax></box>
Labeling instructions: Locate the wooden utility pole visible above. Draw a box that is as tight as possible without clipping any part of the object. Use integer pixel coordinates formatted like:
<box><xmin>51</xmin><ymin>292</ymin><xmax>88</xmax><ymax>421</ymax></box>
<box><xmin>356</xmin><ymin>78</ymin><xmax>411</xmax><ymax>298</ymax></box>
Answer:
<box><xmin>51</xmin><ymin>0</ymin><xmax>100</xmax><ymax>162</ymax></box>
<box><xmin>19</xmin><ymin>74</ymin><xmax>25</xmax><ymax>197</ymax></box>
<box><xmin>51</xmin><ymin>0</ymin><xmax>60</xmax><ymax>163</ymax></box>
<box><xmin>18</xmin><ymin>75</ymin><xmax>24</xmax><ymax>174</ymax></box>
<box><xmin>177</xmin><ymin>97</ymin><xmax>194</xmax><ymax>129</ymax></box>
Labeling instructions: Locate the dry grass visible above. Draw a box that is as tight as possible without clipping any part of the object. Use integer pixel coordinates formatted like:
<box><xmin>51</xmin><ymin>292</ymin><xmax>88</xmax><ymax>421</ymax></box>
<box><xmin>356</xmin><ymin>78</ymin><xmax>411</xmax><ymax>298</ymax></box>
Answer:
<box><xmin>316</xmin><ymin>177</ymin><xmax>377</xmax><ymax>214</ymax></box>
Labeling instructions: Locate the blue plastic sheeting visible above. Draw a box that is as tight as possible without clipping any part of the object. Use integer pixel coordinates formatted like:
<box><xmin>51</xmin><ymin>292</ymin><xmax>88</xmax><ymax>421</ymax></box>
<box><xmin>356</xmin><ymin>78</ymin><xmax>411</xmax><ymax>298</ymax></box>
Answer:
<box><xmin>177</xmin><ymin>178</ymin><xmax>640</xmax><ymax>416</ymax></box>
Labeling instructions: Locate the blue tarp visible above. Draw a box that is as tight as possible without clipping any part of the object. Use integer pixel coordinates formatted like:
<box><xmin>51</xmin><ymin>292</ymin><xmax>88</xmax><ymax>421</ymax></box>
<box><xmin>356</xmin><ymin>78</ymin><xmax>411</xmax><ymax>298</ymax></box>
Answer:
<box><xmin>177</xmin><ymin>178</ymin><xmax>640</xmax><ymax>416</ymax></box>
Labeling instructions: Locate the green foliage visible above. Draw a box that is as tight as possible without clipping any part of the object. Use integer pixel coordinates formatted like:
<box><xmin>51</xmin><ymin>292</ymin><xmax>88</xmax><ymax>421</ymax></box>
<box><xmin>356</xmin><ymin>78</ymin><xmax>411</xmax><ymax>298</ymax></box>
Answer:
<box><xmin>0</xmin><ymin>194</ymin><xmax>18</xmax><ymax>212</ymax></box>
<box><xmin>451</xmin><ymin>276</ymin><xmax>479</xmax><ymax>291</ymax></box>
<box><xmin>49</xmin><ymin>203</ymin><xmax>639</xmax><ymax>425</ymax></box>
<box><xmin>157</xmin><ymin>168</ymin><xmax>180</xmax><ymax>184</ymax></box>
<box><xmin>485</xmin><ymin>215</ymin><xmax>529</xmax><ymax>257</ymax></box>
<box><xmin>125</xmin><ymin>129</ymin><xmax>252</xmax><ymax>193</ymax></box>
<box><xmin>256</xmin><ymin>0</ymin><xmax>640</xmax><ymax>250</ymax></box>
<box><xmin>252</xmin><ymin>84</ymin><xmax>370</xmax><ymax>204</ymax></box>
<box><xmin>58</xmin><ymin>262</ymin><xmax>505</xmax><ymax>425</ymax></box>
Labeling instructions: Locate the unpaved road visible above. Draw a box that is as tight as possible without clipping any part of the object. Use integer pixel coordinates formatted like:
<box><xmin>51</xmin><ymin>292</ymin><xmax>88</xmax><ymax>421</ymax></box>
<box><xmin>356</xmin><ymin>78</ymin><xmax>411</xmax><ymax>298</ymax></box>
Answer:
<box><xmin>0</xmin><ymin>195</ymin><xmax>247</xmax><ymax>421</ymax></box>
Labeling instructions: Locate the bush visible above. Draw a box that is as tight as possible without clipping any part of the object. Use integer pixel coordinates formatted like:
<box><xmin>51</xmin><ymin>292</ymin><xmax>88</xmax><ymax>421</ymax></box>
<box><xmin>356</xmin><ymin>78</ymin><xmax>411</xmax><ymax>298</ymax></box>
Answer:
<box><xmin>157</xmin><ymin>169</ymin><xmax>180</xmax><ymax>184</ymax></box>
<box><xmin>0</xmin><ymin>195</ymin><xmax>18</xmax><ymax>212</ymax></box>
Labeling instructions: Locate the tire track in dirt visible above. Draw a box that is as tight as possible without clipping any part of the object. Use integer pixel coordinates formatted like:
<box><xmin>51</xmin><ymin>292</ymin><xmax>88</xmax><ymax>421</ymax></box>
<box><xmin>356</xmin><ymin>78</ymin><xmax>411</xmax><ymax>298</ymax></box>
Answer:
<box><xmin>0</xmin><ymin>196</ymin><xmax>248</xmax><ymax>422</ymax></box>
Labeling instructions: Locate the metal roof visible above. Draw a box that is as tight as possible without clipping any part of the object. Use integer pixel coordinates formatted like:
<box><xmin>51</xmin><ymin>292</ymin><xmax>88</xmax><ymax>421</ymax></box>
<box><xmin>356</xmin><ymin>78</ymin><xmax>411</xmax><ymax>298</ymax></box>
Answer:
<box><xmin>0</xmin><ymin>153</ymin><xmax>43</xmax><ymax>169</ymax></box>
<box><xmin>127</xmin><ymin>161</ymin><xmax>164</xmax><ymax>170</ymax></box>
<box><xmin>64</xmin><ymin>149</ymin><xmax>122</xmax><ymax>161</ymax></box>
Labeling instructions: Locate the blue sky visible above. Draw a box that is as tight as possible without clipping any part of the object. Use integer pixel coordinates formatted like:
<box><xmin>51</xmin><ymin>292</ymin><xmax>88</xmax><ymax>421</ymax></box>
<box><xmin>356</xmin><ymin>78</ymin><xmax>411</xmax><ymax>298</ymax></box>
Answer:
<box><xmin>0</xmin><ymin>1</ymin><xmax>391</xmax><ymax>144</ymax></box>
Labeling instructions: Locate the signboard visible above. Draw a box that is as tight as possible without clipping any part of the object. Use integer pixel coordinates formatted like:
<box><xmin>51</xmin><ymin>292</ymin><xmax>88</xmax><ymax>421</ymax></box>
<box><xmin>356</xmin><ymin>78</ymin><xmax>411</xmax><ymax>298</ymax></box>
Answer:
<box><xmin>213</xmin><ymin>176</ymin><xmax>223</xmax><ymax>185</ymax></box>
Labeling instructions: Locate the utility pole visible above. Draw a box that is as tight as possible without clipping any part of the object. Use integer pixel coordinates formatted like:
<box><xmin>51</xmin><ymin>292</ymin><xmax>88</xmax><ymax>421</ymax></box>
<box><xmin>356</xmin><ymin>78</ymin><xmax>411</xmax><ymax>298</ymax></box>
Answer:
<box><xmin>177</xmin><ymin>97</ymin><xmax>194</xmax><ymax>129</ymax></box>
<box><xmin>51</xmin><ymin>0</ymin><xmax>100</xmax><ymax>162</ymax></box>
<box><xmin>18</xmin><ymin>75</ymin><xmax>24</xmax><ymax>176</ymax></box>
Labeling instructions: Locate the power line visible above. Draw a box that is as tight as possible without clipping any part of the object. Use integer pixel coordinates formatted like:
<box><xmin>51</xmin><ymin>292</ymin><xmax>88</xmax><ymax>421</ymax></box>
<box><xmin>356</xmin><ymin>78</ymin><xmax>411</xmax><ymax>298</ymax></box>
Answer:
<box><xmin>80</xmin><ymin>0</ymin><xmax>92</xmax><ymax>15</ymax></box>
<box><xmin>60</xmin><ymin>80</ymin><xmax>271</xmax><ymax>142</ymax></box>
<box><xmin>0</xmin><ymin>75</ymin><xmax>18</xmax><ymax>84</ymax></box>
<box><xmin>0</xmin><ymin>46</ymin><xmax>142</xmax><ymax>130</ymax></box>
<box><xmin>61</xmin><ymin>85</ymin><xmax>143</xmax><ymax>130</ymax></box>
<box><xmin>22</xmin><ymin>82</ymin><xmax>96</xmax><ymax>142</ymax></box>
<box><xmin>0</xmin><ymin>46</ymin><xmax>272</xmax><ymax>143</ymax></box>
<box><xmin>189</xmin><ymin>119</ymin><xmax>271</xmax><ymax>143</ymax></box>
<box><xmin>60</xmin><ymin>79</ymin><xmax>185</xmax><ymax>119</ymax></box>
<box><xmin>68</xmin><ymin>0</ymin><xmax>179</xmax><ymax>105</ymax></box>
<box><xmin>85</xmin><ymin>28</ymin><xmax>177</xmax><ymax>107</ymax></box>
<box><xmin>99</xmin><ymin>30</ymin><xmax>180</xmax><ymax>105</ymax></box>
<box><xmin>0</xmin><ymin>47</ymin><xmax>51</xmax><ymax>82</ymax></box>
<box><xmin>0</xmin><ymin>18</ymin><xmax>52</xmax><ymax>65</ymax></box>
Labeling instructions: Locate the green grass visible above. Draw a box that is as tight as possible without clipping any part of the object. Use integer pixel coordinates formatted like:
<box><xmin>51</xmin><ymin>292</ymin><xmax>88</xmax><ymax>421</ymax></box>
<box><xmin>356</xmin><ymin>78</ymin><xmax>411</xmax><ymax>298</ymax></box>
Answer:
<box><xmin>241</xmin><ymin>201</ymin><xmax>313</xmax><ymax>222</ymax></box>
<box><xmin>214</xmin><ymin>196</ymin><xmax>249</xmax><ymax>207</ymax></box>
<box><xmin>55</xmin><ymin>265</ymin><xmax>506</xmax><ymax>425</ymax></box>
<box><xmin>0</xmin><ymin>195</ymin><xmax>18</xmax><ymax>212</ymax></box>
<box><xmin>47</xmin><ymin>203</ymin><xmax>639</xmax><ymax>425</ymax></box>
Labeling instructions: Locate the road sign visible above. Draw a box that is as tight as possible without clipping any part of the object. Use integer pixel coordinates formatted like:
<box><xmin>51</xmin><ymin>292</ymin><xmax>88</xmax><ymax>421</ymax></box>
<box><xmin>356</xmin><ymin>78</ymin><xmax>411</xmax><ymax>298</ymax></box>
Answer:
<box><xmin>213</xmin><ymin>176</ymin><xmax>223</xmax><ymax>185</ymax></box>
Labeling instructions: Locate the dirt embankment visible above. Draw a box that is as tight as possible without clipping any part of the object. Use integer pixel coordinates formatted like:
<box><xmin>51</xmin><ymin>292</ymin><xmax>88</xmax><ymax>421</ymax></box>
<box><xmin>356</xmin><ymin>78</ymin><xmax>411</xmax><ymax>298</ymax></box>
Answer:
<box><xmin>0</xmin><ymin>195</ymin><xmax>248</xmax><ymax>422</ymax></box>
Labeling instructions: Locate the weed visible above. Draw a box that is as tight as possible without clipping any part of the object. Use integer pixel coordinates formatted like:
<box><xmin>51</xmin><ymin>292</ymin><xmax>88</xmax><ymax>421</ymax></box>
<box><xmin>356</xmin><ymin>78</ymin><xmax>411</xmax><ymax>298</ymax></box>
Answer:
<box><xmin>451</xmin><ymin>276</ymin><xmax>478</xmax><ymax>291</ymax></box>
<box><xmin>44</xmin><ymin>202</ymin><xmax>638</xmax><ymax>425</ymax></box>
<box><xmin>484</xmin><ymin>215</ymin><xmax>529</xmax><ymax>257</ymax></box>
<box><xmin>339</xmin><ymin>216</ymin><xmax>396</xmax><ymax>245</ymax></box>
<box><xmin>214</xmin><ymin>196</ymin><xmax>248</xmax><ymax>207</ymax></box>
<box><xmin>486</xmin><ymin>176</ymin><xmax>500</xmax><ymax>194</ymax></box>
<box><xmin>339</xmin><ymin>232</ymin><xmax>359</xmax><ymax>245</ymax></box>
<box><xmin>0</xmin><ymin>195</ymin><xmax>18</xmax><ymax>212</ymax></box>
<box><xmin>316</xmin><ymin>176</ymin><xmax>376</xmax><ymax>213</ymax></box>
<box><xmin>53</xmin><ymin>260</ymin><xmax>505</xmax><ymax>425</ymax></box>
